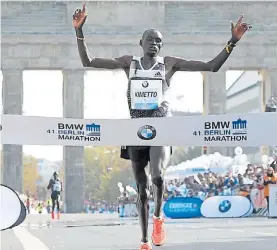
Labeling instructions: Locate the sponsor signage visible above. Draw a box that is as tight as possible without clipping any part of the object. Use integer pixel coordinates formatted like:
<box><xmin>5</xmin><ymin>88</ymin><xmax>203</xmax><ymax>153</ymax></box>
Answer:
<box><xmin>163</xmin><ymin>197</ymin><xmax>203</xmax><ymax>219</ymax></box>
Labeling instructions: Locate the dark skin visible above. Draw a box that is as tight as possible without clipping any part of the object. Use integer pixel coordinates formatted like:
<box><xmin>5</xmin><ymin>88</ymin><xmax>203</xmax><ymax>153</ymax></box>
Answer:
<box><xmin>73</xmin><ymin>4</ymin><xmax>251</xmax><ymax>76</ymax></box>
<box><xmin>73</xmin><ymin>3</ymin><xmax>251</xmax><ymax>244</ymax></box>
<box><xmin>47</xmin><ymin>173</ymin><xmax>63</xmax><ymax>212</ymax></box>
<box><xmin>47</xmin><ymin>173</ymin><xmax>61</xmax><ymax>190</ymax></box>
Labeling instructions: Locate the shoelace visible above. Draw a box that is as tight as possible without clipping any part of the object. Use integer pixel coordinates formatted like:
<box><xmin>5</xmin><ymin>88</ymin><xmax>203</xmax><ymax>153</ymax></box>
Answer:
<box><xmin>154</xmin><ymin>219</ymin><xmax>164</xmax><ymax>235</ymax></box>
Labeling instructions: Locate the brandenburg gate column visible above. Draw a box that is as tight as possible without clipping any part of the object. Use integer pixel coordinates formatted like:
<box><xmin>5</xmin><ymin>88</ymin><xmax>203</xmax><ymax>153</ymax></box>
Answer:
<box><xmin>202</xmin><ymin>71</ymin><xmax>227</xmax><ymax>155</ymax></box>
<box><xmin>260</xmin><ymin>70</ymin><xmax>277</xmax><ymax>157</ymax></box>
<box><xmin>1</xmin><ymin>69</ymin><xmax>23</xmax><ymax>193</ymax></box>
<box><xmin>62</xmin><ymin>68</ymin><xmax>85</xmax><ymax>213</ymax></box>
<box><xmin>261</xmin><ymin>70</ymin><xmax>277</xmax><ymax>105</ymax></box>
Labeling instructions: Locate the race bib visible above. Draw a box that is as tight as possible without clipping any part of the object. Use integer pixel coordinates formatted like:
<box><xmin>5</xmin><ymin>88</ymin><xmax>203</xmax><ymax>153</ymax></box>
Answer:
<box><xmin>130</xmin><ymin>79</ymin><xmax>162</xmax><ymax>110</ymax></box>
<box><xmin>53</xmin><ymin>182</ymin><xmax>61</xmax><ymax>192</ymax></box>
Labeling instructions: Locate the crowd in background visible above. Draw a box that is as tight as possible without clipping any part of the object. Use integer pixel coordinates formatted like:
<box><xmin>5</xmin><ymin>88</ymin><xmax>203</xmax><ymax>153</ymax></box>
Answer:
<box><xmin>22</xmin><ymin>195</ymin><xmax>118</xmax><ymax>214</ymax></box>
<box><xmin>114</xmin><ymin>158</ymin><xmax>277</xmax><ymax>212</ymax></box>
<box><xmin>19</xmin><ymin>157</ymin><xmax>277</xmax><ymax>215</ymax></box>
<box><xmin>165</xmin><ymin>160</ymin><xmax>277</xmax><ymax>211</ymax></box>
<box><xmin>83</xmin><ymin>201</ymin><xmax>118</xmax><ymax>213</ymax></box>
<box><xmin>21</xmin><ymin>195</ymin><xmax>63</xmax><ymax>214</ymax></box>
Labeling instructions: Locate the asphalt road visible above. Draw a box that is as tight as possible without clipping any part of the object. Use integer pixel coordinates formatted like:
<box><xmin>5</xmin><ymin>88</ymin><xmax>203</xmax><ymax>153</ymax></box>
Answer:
<box><xmin>1</xmin><ymin>214</ymin><xmax>277</xmax><ymax>250</ymax></box>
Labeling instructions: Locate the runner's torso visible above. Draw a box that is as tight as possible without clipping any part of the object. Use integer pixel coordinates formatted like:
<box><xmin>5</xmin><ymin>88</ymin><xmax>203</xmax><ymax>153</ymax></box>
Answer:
<box><xmin>51</xmin><ymin>179</ymin><xmax>62</xmax><ymax>192</ymax></box>
<box><xmin>126</xmin><ymin>56</ymin><xmax>171</xmax><ymax>118</ymax></box>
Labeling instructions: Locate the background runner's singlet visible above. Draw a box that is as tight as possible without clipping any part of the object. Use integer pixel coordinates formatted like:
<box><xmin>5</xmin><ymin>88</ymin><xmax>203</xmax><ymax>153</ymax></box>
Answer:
<box><xmin>127</xmin><ymin>56</ymin><xmax>170</xmax><ymax>118</ymax></box>
<box><xmin>52</xmin><ymin>179</ymin><xmax>62</xmax><ymax>192</ymax></box>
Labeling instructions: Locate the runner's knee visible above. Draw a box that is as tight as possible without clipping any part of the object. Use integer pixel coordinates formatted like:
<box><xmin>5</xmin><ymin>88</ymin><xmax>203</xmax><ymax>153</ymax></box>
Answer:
<box><xmin>152</xmin><ymin>175</ymin><xmax>164</xmax><ymax>187</ymax></box>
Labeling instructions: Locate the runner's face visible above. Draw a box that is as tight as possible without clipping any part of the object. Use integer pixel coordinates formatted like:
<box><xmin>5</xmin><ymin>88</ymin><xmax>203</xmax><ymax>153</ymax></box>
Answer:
<box><xmin>141</xmin><ymin>30</ymin><xmax>163</xmax><ymax>57</ymax></box>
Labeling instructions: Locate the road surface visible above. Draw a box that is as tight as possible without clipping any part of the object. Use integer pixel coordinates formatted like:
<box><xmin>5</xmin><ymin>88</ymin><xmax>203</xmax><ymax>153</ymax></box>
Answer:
<box><xmin>1</xmin><ymin>214</ymin><xmax>277</xmax><ymax>250</ymax></box>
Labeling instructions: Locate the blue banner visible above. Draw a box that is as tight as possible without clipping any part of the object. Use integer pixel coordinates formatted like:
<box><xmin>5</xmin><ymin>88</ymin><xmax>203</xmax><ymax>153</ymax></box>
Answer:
<box><xmin>163</xmin><ymin>197</ymin><xmax>203</xmax><ymax>219</ymax></box>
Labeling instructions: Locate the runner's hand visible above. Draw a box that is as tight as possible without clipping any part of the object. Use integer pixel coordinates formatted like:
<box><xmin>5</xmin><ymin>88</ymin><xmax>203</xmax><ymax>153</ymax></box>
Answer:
<box><xmin>73</xmin><ymin>2</ymin><xmax>87</xmax><ymax>29</ymax></box>
<box><xmin>231</xmin><ymin>14</ymin><xmax>252</xmax><ymax>42</ymax></box>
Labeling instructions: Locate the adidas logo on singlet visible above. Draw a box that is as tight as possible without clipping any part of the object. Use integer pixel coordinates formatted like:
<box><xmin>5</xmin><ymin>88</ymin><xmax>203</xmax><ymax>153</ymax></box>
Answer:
<box><xmin>154</xmin><ymin>72</ymin><xmax>162</xmax><ymax>77</ymax></box>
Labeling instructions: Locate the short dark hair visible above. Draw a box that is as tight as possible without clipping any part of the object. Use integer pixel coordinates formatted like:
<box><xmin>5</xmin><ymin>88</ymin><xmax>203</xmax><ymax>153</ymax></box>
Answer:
<box><xmin>141</xmin><ymin>29</ymin><xmax>156</xmax><ymax>40</ymax></box>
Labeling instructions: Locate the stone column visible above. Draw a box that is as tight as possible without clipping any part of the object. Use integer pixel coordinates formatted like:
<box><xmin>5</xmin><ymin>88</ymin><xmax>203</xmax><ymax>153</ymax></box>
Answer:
<box><xmin>1</xmin><ymin>69</ymin><xmax>23</xmax><ymax>193</ymax></box>
<box><xmin>62</xmin><ymin>68</ymin><xmax>85</xmax><ymax>213</ymax></box>
<box><xmin>262</xmin><ymin>70</ymin><xmax>277</xmax><ymax>103</ymax></box>
<box><xmin>203</xmin><ymin>72</ymin><xmax>227</xmax><ymax>155</ymax></box>
<box><xmin>261</xmin><ymin>70</ymin><xmax>277</xmax><ymax>157</ymax></box>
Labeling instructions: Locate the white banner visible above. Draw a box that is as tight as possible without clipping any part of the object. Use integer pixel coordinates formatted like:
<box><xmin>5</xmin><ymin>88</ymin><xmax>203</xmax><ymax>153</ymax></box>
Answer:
<box><xmin>1</xmin><ymin>113</ymin><xmax>277</xmax><ymax>146</ymax></box>
<box><xmin>269</xmin><ymin>185</ymin><xmax>277</xmax><ymax>218</ymax></box>
<box><xmin>201</xmin><ymin>196</ymin><xmax>252</xmax><ymax>218</ymax></box>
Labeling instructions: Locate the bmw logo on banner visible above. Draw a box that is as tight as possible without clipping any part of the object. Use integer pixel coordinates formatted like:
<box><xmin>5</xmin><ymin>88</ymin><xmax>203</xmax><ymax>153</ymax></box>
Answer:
<box><xmin>137</xmin><ymin>125</ymin><xmax>156</xmax><ymax>140</ymax></box>
<box><xmin>219</xmin><ymin>200</ymin><xmax>232</xmax><ymax>213</ymax></box>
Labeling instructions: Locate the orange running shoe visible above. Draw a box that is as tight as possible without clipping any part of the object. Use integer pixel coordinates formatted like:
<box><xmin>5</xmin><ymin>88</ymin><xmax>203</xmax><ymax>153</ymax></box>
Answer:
<box><xmin>51</xmin><ymin>211</ymin><xmax>55</xmax><ymax>219</ymax></box>
<box><xmin>140</xmin><ymin>242</ymin><xmax>152</xmax><ymax>250</ymax></box>
<box><xmin>57</xmin><ymin>211</ymin><xmax>60</xmax><ymax>219</ymax></box>
<box><xmin>151</xmin><ymin>216</ymin><xmax>166</xmax><ymax>246</ymax></box>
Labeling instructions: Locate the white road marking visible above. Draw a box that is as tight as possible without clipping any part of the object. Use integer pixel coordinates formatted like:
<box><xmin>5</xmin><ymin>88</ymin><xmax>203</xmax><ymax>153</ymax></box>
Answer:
<box><xmin>229</xmin><ymin>229</ymin><xmax>245</xmax><ymax>232</ymax></box>
<box><xmin>172</xmin><ymin>224</ymin><xmax>201</xmax><ymax>228</ymax></box>
<box><xmin>13</xmin><ymin>226</ymin><xmax>49</xmax><ymax>250</ymax></box>
<box><xmin>209</xmin><ymin>228</ymin><xmax>221</xmax><ymax>231</ymax></box>
<box><xmin>188</xmin><ymin>225</ymin><xmax>202</xmax><ymax>229</ymax></box>
<box><xmin>253</xmin><ymin>232</ymin><xmax>276</xmax><ymax>236</ymax></box>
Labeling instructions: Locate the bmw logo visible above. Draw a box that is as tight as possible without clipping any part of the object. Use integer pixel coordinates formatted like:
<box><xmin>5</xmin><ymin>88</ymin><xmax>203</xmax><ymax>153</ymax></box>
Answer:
<box><xmin>142</xmin><ymin>81</ymin><xmax>149</xmax><ymax>88</ymax></box>
<box><xmin>218</xmin><ymin>200</ymin><xmax>231</xmax><ymax>213</ymax></box>
<box><xmin>137</xmin><ymin>125</ymin><xmax>157</xmax><ymax>140</ymax></box>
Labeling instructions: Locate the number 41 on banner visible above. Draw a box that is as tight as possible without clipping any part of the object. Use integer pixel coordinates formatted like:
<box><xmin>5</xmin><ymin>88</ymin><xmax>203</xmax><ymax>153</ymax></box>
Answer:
<box><xmin>193</xmin><ymin>131</ymin><xmax>201</xmax><ymax>136</ymax></box>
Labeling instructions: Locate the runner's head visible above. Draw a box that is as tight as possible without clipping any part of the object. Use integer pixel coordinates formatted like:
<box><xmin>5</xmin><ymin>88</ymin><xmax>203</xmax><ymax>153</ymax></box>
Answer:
<box><xmin>53</xmin><ymin>171</ymin><xmax>58</xmax><ymax>179</ymax></box>
<box><xmin>140</xmin><ymin>29</ymin><xmax>163</xmax><ymax>57</ymax></box>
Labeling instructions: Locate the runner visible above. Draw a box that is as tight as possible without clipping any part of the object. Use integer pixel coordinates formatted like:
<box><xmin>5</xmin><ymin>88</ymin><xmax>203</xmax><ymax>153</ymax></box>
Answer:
<box><xmin>47</xmin><ymin>172</ymin><xmax>63</xmax><ymax>219</ymax></box>
<box><xmin>73</xmin><ymin>4</ymin><xmax>251</xmax><ymax>249</ymax></box>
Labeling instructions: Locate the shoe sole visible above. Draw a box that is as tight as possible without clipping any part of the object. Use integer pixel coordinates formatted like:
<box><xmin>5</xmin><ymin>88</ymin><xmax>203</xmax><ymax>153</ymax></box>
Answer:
<box><xmin>140</xmin><ymin>244</ymin><xmax>153</xmax><ymax>250</ymax></box>
<box><xmin>151</xmin><ymin>236</ymin><xmax>166</xmax><ymax>246</ymax></box>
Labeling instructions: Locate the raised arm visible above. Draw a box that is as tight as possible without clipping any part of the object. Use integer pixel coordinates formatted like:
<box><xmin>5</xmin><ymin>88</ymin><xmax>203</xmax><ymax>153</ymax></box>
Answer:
<box><xmin>167</xmin><ymin>15</ymin><xmax>251</xmax><ymax>72</ymax></box>
<box><xmin>73</xmin><ymin>3</ymin><xmax>132</xmax><ymax>69</ymax></box>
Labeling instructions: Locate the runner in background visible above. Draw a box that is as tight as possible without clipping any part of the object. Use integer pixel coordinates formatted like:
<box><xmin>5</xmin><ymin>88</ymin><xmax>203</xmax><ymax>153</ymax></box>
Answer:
<box><xmin>26</xmin><ymin>196</ymin><xmax>30</xmax><ymax>214</ymax></box>
<box><xmin>47</xmin><ymin>172</ymin><xmax>63</xmax><ymax>219</ymax></box>
<box><xmin>37</xmin><ymin>202</ymin><xmax>43</xmax><ymax>214</ymax></box>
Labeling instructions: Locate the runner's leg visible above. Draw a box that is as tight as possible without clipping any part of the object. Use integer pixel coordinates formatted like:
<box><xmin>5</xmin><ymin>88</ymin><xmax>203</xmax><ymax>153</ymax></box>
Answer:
<box><xmin>129</xmin><ymin>147</ymin><xmax>150</xmax><ymax>243</ymax></box>
<box><xmin>149</xmin><ymin>146</ymin><xmax>171</xmax><ymax>217</ymax></box>
<box><xmin>149</xmin><ymin>146</ymin><xmax>171</xmax><ymax>246</ymax></box>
